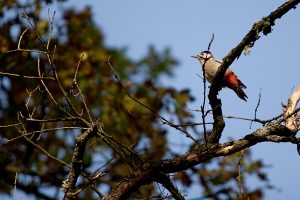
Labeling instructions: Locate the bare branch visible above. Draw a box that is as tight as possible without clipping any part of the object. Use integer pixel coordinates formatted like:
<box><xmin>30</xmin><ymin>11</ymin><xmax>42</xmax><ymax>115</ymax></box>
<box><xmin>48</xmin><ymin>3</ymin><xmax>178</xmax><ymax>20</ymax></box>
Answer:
<box><xmin>201</xmin><ymin>33</ymin><xmax>214</xmax><ymax>144</ymax></box>
<box><xmin>155</xmin><ymin>173</ymin><xmax>185</xmax><ymax>200</ymax></box>
<box><xmin>0</xmin><ymin>71</ymin><xmax>55</xmax><ymax>80</ymax></box>
<box><xmin>105</xmin><ymin>123</ymin><xmax>297</xmax><ymax>199</ymax></box>
<box><xmin>6</xmin><ymin>127</ymin><xmax>85</xmax><ymax>143</ymax></box>
<box><xmin>25</xmin><ymin>117</ymin><xmax>83</xmax><ymax>123</ymax></box>
<box><xmin>208</xmin><ymin>0</ymin><xmax>300</xmax><ymax>143</ymax></box>
<box><xmin>25</xmin><ymin>86</ymin><xmax>40</xmax><ymax>119</ymax></box>
<box><xmin>222</xmin><ymin>115</ymin><xmax>267</xmax><ymax>124</ymax></box>
<box><xmin>172</xmin><ymin>122</ymin><xmax>214</xmax><ymax>127</ymax></box>
<box><xmin>96</xmin><ymin>123</ymin><xmax>144</xmax><ymax>169</ymax></box>
<box><xmin>47</xmin><ymin>9</ymin><xmax>56</xmax><ymax>50</ymax></box>
<box><xmin>251</xmin><ymin>88</ymin><xmax>262</xmax><ymax>128</ymax></box>
<box><xmin>107</xmin><ymin>57</ymin><xmax>198</xmax><ymax>143</ymax></box>
<box><xmin>17</xmin><ymin>28</ymin><xmax>29</xmax><ymax>49</ymax></box>
<box><xmin>0</xmin><ymin>122</ymin><xmax>23</xmax><ymax>128</ymax></box>
<box><xmin>63</xmin><ymin>126</ymin><xmax>97</xmax><ymax>199</ymax></box>
<box><xmin>236</xmin><ymin>150</ymin><xmax>245</xmax><ymax>199</ymax></box>
<box><xmin>71</xmin><ymin>55</ymin><xmax>93</xmax><ymax>124</ymax></box>
<box><xmin>14</xmin><ymin>172</ymin><xmax>18</xmax><ymax>200</ymax></box>
<box><xmin>17</xmin><ymin>124</ymin><xmax>71</xmax><ymax>169</ymax></box>
<box><xmin>6</xmin><ymin>48</ymin><xmax>47</xmax><ymax>54</ymax></box>
<box><xmin>37</xmin><ymin>57</ymin><xmax>59</xmax><ymax>108</ymax></box>
<box><xmin>284</xmin><ymin>84</ymin><xmax>300</xmax><ymax>131</ymax></box>
<box><xmin>21</xmin><ymin>11</ymin><xmax>87</xmax><ymax>123</ymax></box>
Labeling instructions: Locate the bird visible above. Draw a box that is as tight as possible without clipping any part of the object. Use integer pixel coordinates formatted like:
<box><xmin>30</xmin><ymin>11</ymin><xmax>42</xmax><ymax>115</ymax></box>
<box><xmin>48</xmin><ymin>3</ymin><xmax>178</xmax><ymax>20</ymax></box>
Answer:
<box><xmin>192</xmin><ymin>51</ymin><xmax>248</xmax><ymax>101</ymax></box>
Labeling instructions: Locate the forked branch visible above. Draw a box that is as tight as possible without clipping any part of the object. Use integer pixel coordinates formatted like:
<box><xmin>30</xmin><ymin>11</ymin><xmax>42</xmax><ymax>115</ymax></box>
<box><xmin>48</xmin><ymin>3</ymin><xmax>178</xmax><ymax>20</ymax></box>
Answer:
<box><xmin>207</xmin><ymin>0</ymin><xmax>300</xmax><ymax>143</ymax></box>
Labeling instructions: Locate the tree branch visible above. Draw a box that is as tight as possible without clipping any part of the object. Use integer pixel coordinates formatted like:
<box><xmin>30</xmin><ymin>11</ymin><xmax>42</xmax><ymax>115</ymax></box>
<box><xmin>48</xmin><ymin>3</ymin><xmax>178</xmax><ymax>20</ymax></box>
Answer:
<box><xmin>284</xmin><ymin>85</ymin><xmax>300</xmax><ymax>131</ymax></box>
<box><xmin>107</xmin><ymin>57</ymin><xmax>198</xmax><ymax>143</ymax></box>
<box><xmin>62</xmin><ymin>126</ymin><xmax>97</xmax><ymax>200</ymax></box>
<box><xmin>154</xmin><ymin>173</ymin><xmax>185</xmax><ymax>200</ymax></box>
<box><xmin>105</xmin><ymin>123</ymin><xmax>297</xmax><ymax>199</ymax></box>
<box><xmin>208</xmin><ymin>0</ymin><xmax>300</xmax><ymax>143</ymax></box>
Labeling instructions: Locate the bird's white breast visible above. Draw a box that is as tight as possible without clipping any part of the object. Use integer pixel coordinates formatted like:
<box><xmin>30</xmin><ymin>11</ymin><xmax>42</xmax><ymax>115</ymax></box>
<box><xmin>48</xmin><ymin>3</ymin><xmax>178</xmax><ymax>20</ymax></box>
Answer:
<box><xmin>203</xmin><ymin>59</ymin><xmax>221</xmax><ymax>83</ymax></box>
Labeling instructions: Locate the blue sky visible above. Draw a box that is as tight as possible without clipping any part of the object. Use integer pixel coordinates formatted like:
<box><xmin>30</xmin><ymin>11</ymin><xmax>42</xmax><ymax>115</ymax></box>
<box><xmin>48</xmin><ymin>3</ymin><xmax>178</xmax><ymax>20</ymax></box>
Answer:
<box><xmin>59</xmin><ymin>1</ymin><xmax>300</xmax><ymax>199</ymax></box>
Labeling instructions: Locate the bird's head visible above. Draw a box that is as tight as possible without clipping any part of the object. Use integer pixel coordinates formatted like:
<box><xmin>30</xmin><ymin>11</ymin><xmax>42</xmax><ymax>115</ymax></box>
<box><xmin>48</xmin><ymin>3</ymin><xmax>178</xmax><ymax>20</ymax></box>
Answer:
<box><xmin>191</xmin><ymin>51</ymin><xmax>214</xmax><ymax>65</ymax></box>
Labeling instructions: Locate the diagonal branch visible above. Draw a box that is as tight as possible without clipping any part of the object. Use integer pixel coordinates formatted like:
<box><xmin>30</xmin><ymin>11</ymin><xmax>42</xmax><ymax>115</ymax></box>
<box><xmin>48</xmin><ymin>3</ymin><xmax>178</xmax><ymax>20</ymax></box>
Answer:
<box><xmin>284</xmin><ymin>84</ymin><xmax>300</xmax><ymax>131</ymax></box>
<box><xmin>0</xmin><ymin>71</ymin><xmax>55</xmax><ymax>80</ymax></box>
<box><xmin>62</xmin><ymin>126</ymin><xmax>97</xmax><ymax>200</ymax></box>
<box><xmin>154</xmin><ymin>173</ymin><xmax>185</xmax><ymax>200</ymax></box>
<box><xmin>107</xmin><ymin>57</ymin><xmax>198</xmax><ymax>143</ymax></box>
<box><xmin>96</xmin><ymin>123</ymin><xmax>144</xmax><ymax>170</ymax></box>
<box><xmin>201</xmin><ymin>34</ymin><xmax>214</xmax><ymax>144</ymax></box>
<box><xmin>104</xmin><ymin>122</ymin><xmax>298</xmax><ymax>199</ymax></box>
<box><xmin>208</xmin><ymin>0</ymin><xmax>300</xmax><ymax>143</ymax></box>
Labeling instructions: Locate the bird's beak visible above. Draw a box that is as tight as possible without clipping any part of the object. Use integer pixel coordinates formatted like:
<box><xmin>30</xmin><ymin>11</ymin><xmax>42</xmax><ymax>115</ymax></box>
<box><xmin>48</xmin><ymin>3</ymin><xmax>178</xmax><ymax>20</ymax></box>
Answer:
<box><xmin>191</xmin><ymin>55</ymin><xmax>197</xmax><ymax>58</ymax></box>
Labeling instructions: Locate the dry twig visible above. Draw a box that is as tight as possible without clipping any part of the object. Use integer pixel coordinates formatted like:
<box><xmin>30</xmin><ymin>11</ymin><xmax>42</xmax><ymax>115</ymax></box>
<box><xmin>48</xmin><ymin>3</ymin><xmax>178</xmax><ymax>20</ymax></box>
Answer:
<box><xmin>107</xmin><ymin>57</ymin><xmax>198</xmax><ymax>143</ymax></box>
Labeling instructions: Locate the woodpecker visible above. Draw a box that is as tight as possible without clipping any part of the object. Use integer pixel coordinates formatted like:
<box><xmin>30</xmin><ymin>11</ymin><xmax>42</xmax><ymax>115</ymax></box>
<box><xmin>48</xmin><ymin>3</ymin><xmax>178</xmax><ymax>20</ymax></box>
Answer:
<box><xmin>192</xmin><ymin>51</ymin><xmax>248</xmax><ymax>101</ymax></box>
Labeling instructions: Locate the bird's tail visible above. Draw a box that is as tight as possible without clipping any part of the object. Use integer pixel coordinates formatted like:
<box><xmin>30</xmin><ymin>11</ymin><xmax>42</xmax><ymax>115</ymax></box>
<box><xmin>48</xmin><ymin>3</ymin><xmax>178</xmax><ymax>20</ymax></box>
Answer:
<box><xmin>234</xmin><ymin>87</ymin><xmax>248</xmax><ymax>102</ymax></box>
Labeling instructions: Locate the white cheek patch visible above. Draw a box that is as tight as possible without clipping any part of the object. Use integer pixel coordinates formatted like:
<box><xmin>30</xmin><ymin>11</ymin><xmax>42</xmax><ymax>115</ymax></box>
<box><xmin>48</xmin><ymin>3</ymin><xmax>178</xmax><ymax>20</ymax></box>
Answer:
<box><xmin>200</xmin><ymin>54</ymin><xmax>212</xmax><ymax>60</ymax></box>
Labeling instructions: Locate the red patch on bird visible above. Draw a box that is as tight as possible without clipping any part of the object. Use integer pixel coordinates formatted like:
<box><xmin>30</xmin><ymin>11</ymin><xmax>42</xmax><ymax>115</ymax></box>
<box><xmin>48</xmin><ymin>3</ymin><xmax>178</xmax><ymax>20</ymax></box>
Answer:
<box><xmin>224</xmin><ymin>72</ymin><xmax>239</xmax><ymax>89</ymax></box>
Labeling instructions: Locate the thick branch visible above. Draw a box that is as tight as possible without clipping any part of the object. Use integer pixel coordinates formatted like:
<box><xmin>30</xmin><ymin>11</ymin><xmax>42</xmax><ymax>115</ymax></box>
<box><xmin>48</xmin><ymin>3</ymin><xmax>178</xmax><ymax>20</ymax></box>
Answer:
<box><xmin>154</xmin><ymin>173</ymin><xmax>185</xmax><ymax>200</ymax></box>
<box><xmin>105</xmin><ymin>123</ymin><xmax>297</xmax><ymax>199</ymax></box>
<box><xmin>284</xmin><ymin>85</ymin><xmax>300</xmax><ymax>131</ymax></box>
<box><xmin>156</xmin><ymin>124</ymin><xmax>296</xmax><ymax>173</ymax></box>
<box><xmin>208</xmin><ymin>0</ymin><xmax>300</xmax><ymax>143</ymax></box>
<box><xmin>102</xmin><ymin>168</ymin><xmax>154</xmax><ymax>200</ymax></box>
<box><xmin>63</xmin><ymin>126</ymin><xmax>97</xmax><ymax>200</ymax></box>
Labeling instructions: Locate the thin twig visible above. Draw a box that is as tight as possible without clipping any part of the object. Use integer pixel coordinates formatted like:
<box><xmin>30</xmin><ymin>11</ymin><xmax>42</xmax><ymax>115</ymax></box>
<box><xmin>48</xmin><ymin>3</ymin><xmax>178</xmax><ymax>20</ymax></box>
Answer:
<box><xmin>17</xmin><ymin>28</ymin><xmax>29</xmax><ymax>49</ymax></box>
<box><xmin>52</xmin><ymin>44</ymin><xmax>56</xmax><ymax>60</ymax></box>
<box><xmin>196</xmin><ymin>74</ymin><xmax>204</xmax><ymax>81</ymax></box>
<box><xmin>107</xmin><ymin>57</ymin><xmax>197</xmax><ymax>143</ymax></box>
<box><xmin>0</xmin><ymin>117</ymin><xmax>82</xmax><ymax>129</ymax></box>
<box><xmin>0</xmin><ymin>122</ymin><xmax>23</xmax><ymax>128</ymax></box>
<box><xmin>16</xmin><ymin>118</ymin><xmax>101</xmax><ymax>198</ymax></box>
<box><xmin>223</xmin><ymin>115</ymin><xmax>264</xmax><ymax>122</ymax></box>
<box><xmin>21</xmin><ymin>11</ymin><xmax>85</xmax><ymax>123</ymax></box>
<box><xmin>25</xmin><ymin>85</ymin><xmax>40</xmax><ymax>119</ymax></box>
<box><xmin>6</xmin><ymin>127</ymin><xmax>86</xmax><ymax>143</ymax></box>
<box><xmin>237</xmin><ymin>150</ymin><xmax>245</xmax><ymax>199</ymax></box>
<box><xmin>24</xmin><ymin>135</ymin><xmax>71</xmax><ymax>167</ymax></box>
<box><xmin>96</xmin><ymin>126</ymin><xmax>144</xmax><ymax>169</ymax></box>
<box><xmin>0</xmin><ymin>71</ymin><xmax>55</xmax><ymax>80</ymax></box>
<box><xmin>6</xmin><ymin>48</ymin><xmax>47</xmax><ymax>54</ymax></box>
<box><xmin>14</xmin><ymin>172</ymin><xmax>18</xmax><ymax>200</ymax></box>
<box><xmin>17</xmin><ymin>113</ymin><xmax>71</xmax><ymax>168</ymax></box>
<box><xmin>155</xmin><ymin>173</ymin><xmax>185</xmax><ymax>200</ymax></box>
<box><xmin>71</xmin><ymin>172</ymin><xmax>105</xmax><ymax>197</ymax></box>
<box><xmin>47</xmin><ymin>9</ymin><xmax>56</xmax><ymax>50</ymax></box>
<box><xmin>191</xmin><ymin>105</ymin><xmax>281</xmax><ymax>125</ymax></box>
<box><xmin>37</xmin><ymin>56</ymin><xmax>58</xmax><ymax>107</ymax></box>
<box><xmin>25</xmin><ymin>117</ymin><xmax>82</xmax><ymax>123</ymax></box>
<box><xmin>172</xmin><ymin>122</ymin><xmax>214</xmax><ymax>127</ymax></box>
<box><xmin>71</xmin><ymin>55</ymin><xmax>93</xmax><ymax>124</ymax></box>
<box><xmin>250</xmin><ymin>88</ymin><xmax>262</xmax><ymax>128</ymax></box>
<box><xmin>201</xmin><ymin>33</ymin><xmax>214</xmax><ymax>144</ymax></box>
